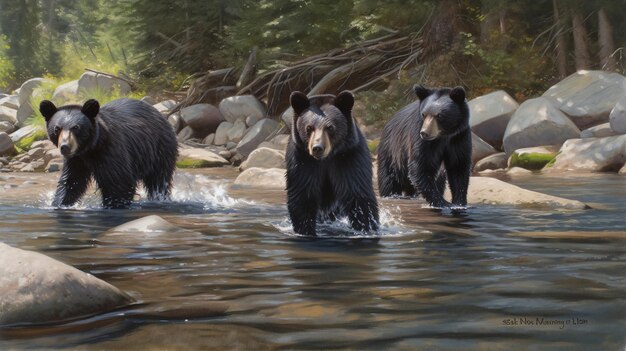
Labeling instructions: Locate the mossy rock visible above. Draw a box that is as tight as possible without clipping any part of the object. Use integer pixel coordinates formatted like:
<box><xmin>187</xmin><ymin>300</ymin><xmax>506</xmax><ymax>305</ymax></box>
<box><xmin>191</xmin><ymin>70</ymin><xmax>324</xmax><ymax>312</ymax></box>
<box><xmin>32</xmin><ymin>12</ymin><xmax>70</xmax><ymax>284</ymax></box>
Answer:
<box><xmin>14</xmin><ymin>129</ymin><xmax>47</xmax><ymax>151</ymax></box>
<box><xmin>176</xmin><ymin>158</ymin><xmax>216</xmax><ymax>169</ymax></box>
<box><xmin>509</xmin><ymin>152</ymin><xmax>555</xmax><ymax>170</ymax></box>
<box><xmin>367</xmin><ymin>139</ymin><xmax>380</xmax><ymax>154</ymax></box>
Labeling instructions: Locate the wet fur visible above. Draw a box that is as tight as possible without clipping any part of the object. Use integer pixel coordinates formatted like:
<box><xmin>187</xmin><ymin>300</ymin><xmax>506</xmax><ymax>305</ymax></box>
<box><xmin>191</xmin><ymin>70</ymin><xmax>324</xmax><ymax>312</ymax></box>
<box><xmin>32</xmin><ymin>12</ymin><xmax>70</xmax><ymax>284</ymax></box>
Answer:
<box><xmin>377</xmin><ymin>85</ymin><xmax>472</xmax><ymax>207</ymax></box>
<box><xmin>41</xmin><ymin>98</ymin><xmax>178</xmax><ymax>209</ymax></box>
<box><xmin>286</xmin><ymin>91</ymin><xmax>379</xmax><ymax>236</ymax></box>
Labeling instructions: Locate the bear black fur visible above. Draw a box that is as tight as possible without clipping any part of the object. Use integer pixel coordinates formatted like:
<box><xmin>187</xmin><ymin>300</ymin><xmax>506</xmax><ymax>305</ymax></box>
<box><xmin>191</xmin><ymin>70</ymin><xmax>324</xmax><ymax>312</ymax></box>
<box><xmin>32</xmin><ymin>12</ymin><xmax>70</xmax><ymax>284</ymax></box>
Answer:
<box><xmin>377</xmin><ymin>85</ymin><xmax>472</xmax><ymax>207</ymax></box>
<box><xmin>286</xmin><ymin>91</ymin><xmax>379</xmax><ymax>236</ymax></box>
<box><xmin>39</xmin><ymin>98</ymin><xmax>178</xmax><ymax>209</ymax></box>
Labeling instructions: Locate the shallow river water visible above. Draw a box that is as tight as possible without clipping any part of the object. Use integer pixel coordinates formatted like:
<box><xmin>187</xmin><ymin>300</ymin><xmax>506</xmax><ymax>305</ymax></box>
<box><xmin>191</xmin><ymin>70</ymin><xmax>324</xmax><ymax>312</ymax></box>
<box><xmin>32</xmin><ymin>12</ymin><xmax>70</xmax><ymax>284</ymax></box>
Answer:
<box><xmin>0</xmin><ymin>169</ymin><xmax>624</xmax><ymax>350</ymax></box>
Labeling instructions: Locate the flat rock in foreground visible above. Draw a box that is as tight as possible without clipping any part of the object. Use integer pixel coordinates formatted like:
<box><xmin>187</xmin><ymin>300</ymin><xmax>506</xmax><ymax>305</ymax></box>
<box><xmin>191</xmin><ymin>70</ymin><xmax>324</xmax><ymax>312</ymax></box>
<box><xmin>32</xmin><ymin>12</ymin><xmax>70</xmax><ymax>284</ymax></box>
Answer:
<box><xmin>454</xmin><ymin>177</ymin><xmax>589</xmax><ymax>210</ymax></box>
<box><xmin>0</xmin><ymin>242</ymin><xmax>133</xmax><ymax>326</ymax></box>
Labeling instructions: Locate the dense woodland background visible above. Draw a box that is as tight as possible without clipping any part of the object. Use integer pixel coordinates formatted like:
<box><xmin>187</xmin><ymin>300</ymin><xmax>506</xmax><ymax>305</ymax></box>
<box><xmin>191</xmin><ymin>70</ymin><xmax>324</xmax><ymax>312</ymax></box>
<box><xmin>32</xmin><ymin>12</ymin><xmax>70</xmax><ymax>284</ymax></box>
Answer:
<box><xmin>1</xmin><ymin>0</ymin><xmax>625</xmax><ymax>124</ymax></box>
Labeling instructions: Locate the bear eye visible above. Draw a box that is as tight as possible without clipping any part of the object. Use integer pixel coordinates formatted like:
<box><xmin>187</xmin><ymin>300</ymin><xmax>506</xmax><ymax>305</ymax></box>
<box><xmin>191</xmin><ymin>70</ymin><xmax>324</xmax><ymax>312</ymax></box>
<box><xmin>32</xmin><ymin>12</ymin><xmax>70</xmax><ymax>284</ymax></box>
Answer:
<box><xmin>326</xmin><ymin>125</ymin><xmax>334</xmax><ymax>133</ymax></box>
<box><xmin>53</xmin><ymin>126</ymin><xmax>60</xmax><ymax>134</ymax></box>
<box><xmin>306</xmin><ymin>125</ymin><xmax>314</xmax><ymax>135</ymax></box>
<box><xmin>421</xmin><ymin>112</ymin><xmax>426</xmax><ymax>118</ymax></box>
<box><xmin>71</xmin><ymin>125</ymin><xmax>80</xmax><ymax>131</ymax></box>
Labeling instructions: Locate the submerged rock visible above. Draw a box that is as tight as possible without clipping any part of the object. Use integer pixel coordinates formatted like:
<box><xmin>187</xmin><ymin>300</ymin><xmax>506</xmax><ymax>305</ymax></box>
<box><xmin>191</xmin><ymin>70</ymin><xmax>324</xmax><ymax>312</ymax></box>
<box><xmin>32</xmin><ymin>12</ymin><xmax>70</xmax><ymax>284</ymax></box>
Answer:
<box><xmin>450</xmin><ymin>176</ymin><xmax>589</xmax><ymax>210</ymax></box>
<box><xmin>0</xmin><ymin>242</ymin><xmax>133</xmax><ymax>326</ymax></box>
<box><xmin>109</xmin><ymin>215</ymin><xmax>181</xmax><ymax>233</ymax></box>
<box><xmin>508</xmin><ymin>145</ymin><xmax>559</xmax><ymax>170</ymax></box>
<box><xmin>232</xmin><ymin>167</ymin><xmax>286</xmax><ymax>189</ymax></box>
<box><xmin>473</xmin><ymin>152</ymin><xmax>507</xmax><ymax>172</ymax></box>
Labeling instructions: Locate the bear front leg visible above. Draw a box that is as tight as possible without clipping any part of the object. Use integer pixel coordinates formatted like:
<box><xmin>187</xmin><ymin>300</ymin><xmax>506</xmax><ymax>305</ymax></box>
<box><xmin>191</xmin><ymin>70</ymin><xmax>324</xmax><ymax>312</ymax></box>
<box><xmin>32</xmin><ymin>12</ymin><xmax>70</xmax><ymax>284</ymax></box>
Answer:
<box><xmin>346</xmin><ymin>197</ymin><xmax>379</xmax><ymax>233</ymax></box>
<box><xmin>94</xmin><ymin>170</ymin><xmax>137</xmax><ymax>209</ymax></box>
<box><xmin>445</xmin><ymin>163</ymin><xmax>470</xmax><ymax>206</ymax></box>
<box><xmin>288</xmin><ymin>196</ymin><xmax>318</xmax><ymax>236</ymax></box>
<box><xmin>52</xmin><ymin>158</ymin><xmax>92</xmax><ymax>207</ymax></box>
<box><xmin>444</xmin><ymin>134</ymin><xmax>472</xmax><ymax>207</ymax></box>
<box><xmin>408</xmin><ymin>159</ymin><xmax>451</xmax><ymax>208</ymax></box>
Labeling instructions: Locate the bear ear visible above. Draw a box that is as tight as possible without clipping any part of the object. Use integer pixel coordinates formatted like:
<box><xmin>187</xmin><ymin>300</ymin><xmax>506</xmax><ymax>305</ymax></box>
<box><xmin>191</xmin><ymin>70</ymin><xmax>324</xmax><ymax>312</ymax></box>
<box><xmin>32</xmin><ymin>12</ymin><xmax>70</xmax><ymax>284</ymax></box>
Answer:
<box><xmin>39</xmin><ymin>100</ymin><xmax>58</xmax><ymax>122</ymax></box>
<box><xmin>449</xmin><ymin>86</ymin><xmax>466</xmax><ymax>105</ymax></box>
<box><xmin>413</xmin><ymin>84</ymin><xmax>432</xmax><ymax>101</ymax></box>
<box><xmin>290</xmin><ymin>91</ymin><xmax>310</xmax><ymax>116</ymax></box>
<box><xmin>334</xmin><ymin>90</ymin><xmax>354</xmax><ymax>117</ymax></box>
<box><xmin>81</xmin><ymin>99</ymin><xmax>100</xmax><ymax>121</ymax></box>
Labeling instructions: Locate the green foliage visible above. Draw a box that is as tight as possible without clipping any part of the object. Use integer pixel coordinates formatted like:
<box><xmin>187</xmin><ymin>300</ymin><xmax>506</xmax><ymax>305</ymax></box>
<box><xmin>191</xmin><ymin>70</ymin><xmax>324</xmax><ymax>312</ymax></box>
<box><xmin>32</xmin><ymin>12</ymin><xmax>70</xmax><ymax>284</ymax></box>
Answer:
<box><xmin>15</xmin><ymin>128</ymin><xmax>47</xmax><ymax>150</ymax></box>
<box><xmin>176</xmin><ymin>158</ymin><xmax>215</xmax><ymax>169</ymax></box>
<box><xmin>367</xmin><ymin>139</ymin><xmax>379</xmax><ymax>154</ymax></box>
<box><xmin>0</xmin><ymin>35</ymin><xmax>15</xmax><ymax>89</ymax></box>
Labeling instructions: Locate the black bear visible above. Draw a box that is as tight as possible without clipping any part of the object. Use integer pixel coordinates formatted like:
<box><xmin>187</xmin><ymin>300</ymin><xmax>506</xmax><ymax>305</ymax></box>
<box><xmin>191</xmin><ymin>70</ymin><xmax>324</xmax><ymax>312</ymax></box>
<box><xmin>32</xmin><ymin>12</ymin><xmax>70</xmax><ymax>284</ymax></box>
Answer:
<box><xmin>286</xmin><ymin>91</ymin><xmax>379</xmax><ymax>236</ymax></box>
<box><xmin>39</xmin><ymin>98</ymin><xmax>178</xmax><ymax>209</ymax></box>
<box><xmin>377</xmin><ymin>85</ymin><xmax>471</xmax><ymax>208</ymax></box>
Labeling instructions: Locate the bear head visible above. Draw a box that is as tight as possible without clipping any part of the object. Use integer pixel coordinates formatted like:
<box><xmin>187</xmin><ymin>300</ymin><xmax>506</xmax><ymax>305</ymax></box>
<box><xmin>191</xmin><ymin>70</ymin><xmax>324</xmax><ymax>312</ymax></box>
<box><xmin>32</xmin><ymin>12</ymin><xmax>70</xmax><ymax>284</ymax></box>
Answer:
<box><xmin>290</xmin><ymin>91</ymin><xmax>355</xmax><ymax>160</ymax></box>
<box><xmin>39</xmin><ymin>99</ymin><xmax>100</xmax><ymax>158</ymax></box>
<box><xmin>414</xmin><ymin>85</ymin><xmax>468</xmax><ymax>141</ymax></box>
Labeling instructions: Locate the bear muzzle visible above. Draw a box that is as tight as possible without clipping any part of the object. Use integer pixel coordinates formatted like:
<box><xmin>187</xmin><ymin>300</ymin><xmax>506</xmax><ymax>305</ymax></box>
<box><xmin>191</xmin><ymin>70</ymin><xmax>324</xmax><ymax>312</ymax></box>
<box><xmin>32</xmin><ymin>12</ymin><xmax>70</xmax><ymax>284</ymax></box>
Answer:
<box><xmin>420</xmin><ymin>115</ymin><xmax>441</xmax><ymax>141</ymax></box>
<box><xmin>58</xmin><ymin>129</ymin><xmax>79</xmax><ymax>157</ymax></box>
<box><xmin>308</xmin><ymin>128</ymin><xmax>332</xmax><ymax>160</ymax></box>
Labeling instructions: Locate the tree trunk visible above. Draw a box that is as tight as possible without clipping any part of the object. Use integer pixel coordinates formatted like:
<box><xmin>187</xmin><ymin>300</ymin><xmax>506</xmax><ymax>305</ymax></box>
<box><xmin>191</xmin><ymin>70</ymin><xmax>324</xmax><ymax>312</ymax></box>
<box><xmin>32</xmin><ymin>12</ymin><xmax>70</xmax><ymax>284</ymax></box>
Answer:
<box><xmin>598</xmin><ymin>7</ymin><xmax>616</xmax><ymax>71</ymax></box>
<box><xmin>571</xmin><ymin>11</ymin><xmax>592</xmax><ymax>70</ymax></box>
<box><xmin>236</xmin><ymin>46</ymin><xmax>258</xmax><ymax>89</ymax></box>
<box><xmin>552</xmin><ymin>0</ymin><xmax>568</xmax><ymax>78</ymax></box>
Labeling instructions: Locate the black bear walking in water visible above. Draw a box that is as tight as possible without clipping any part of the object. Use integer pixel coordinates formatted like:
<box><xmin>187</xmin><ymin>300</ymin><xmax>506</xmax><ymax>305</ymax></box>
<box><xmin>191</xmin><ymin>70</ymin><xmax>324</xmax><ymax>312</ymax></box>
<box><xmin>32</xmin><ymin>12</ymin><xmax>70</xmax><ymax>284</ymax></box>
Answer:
<box><xmin>286</xmin><ymin>91</ymin><xmax>379</xmax><ymax>236</ymax></box>
<box><xmin>377</xmin><ymin>85</ymin><xmax>472</xmax><ymax>208</ymax></box>
<box><xmin>39</xmin><ymin>98</ymin><xmax>178</xmax><ymax>209</ymax></box>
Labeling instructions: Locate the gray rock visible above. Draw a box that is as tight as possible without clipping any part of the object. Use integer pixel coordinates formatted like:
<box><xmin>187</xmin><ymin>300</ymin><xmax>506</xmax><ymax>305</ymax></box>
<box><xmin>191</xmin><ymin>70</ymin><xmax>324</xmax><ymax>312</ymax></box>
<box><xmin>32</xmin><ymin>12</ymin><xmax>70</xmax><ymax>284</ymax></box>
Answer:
<box><xmin>0</xmin><ymin>121</ymin><xmax>15</xmax><ymax>134</ymax></box>
<box><xmin>111</xmin><ymin>215</ymin><xmax>180</xmax><ymax>233</ymax></box>
<box><xmin>236</xmin><ymin>119</ymin><xmax>279</xmax><ymax>157</ymax></box>
<box><xmin>167</xmin><ymin>112</ymin><xmax>185</xmax><ymax>133</ymax></box>
<box><xmin>580</xmin><ymin>123</ymin><xmax>620</xmax><ymax>138</ymax></box>
<box><xmin>543</xmin><ymin>70</ymin><xmax>626</xmax><ymax>129</ymax></box>
<box><xmin>177</xmin><ymin>147</ymin><xmax>229</xmax><ymax>168</ymax></box>
<box><xmin>226</xmin><ymin>141</ymin><xmax>237</xmax><ymax>150</ymax></box>
<box><xmin>27</xmin><ymin>147</ymin><xmax>45</xmax><ymax>159</ymax></box>
<box><xmin>245</xmin><ymin>115</ymin><xmax>259</xmax><ymax>127</ymax></box>
<box><xmin>471</xmin><ymin>132</ymin><xmax>498</xmax><ymax>165</ymax></box>
<box><xmin>503</xmin><ymin>97</ymin><xmax>580</xmax><ymax>155</ymax></box>
<box><xmin>44</xmin><ymin>148</ymin><xmax>62</xmax><ymax>163</ymax></box>
<box><xmin>609</xmin><ymin>94</ymin><xmax>626</xmax><ymax>133</ymax></box>
<box><xmin>16</xmin><ymin>78</ymin><xmax>47</xmax><ymax>126</ymax></box>
<box><xmin>140</xmin><ymin>96</ymin><xmax>157</xmax><ymax>105</ymax></box>
<box><xmin>508</xmin><ymin>145</ymin><xmax>560</xmax><ymax>170</ymax></box>
<box><xmin>473</xmin><ymin>152</ymin><xmax>507</xmax><ymax>172</ymax></box>
<box><xmin>0</xmin><ymin>156</ymin><xmax>8</xmax><ymax>165</ymax></box>
<box><xmin>177</xmin><ymin>126</ymin><xmax>194</xmax><ymax>142</ymax></box>
<box><xmin>507</xmin><ymin>167</ymin><xmax>533</xmax><ymax>175</ymax></box>
<box><xmin>227</xmin><ymin>118</ymin><xmax>247</xmax><ymax>143</ymax></box>
<box><xmin>232</xmin><ymin>167</ymin><xmax>286</xmax><ymax>189</ymax></box>
<box><xmin>153</xmin><ymin>100</ymin><xmax>177</xmax><ymax>114</ymax></box>
<box><xmin>444</xmin><ymin>177</ymin><xmax>588</xmax><ymax>210</ymax></box>
<box><xmin>0</xmin><ymin>242</ymin><xmax>132</xmax><ymax>326</ymax></box>
<box><xmin>214</xmin><ymin>121</ymin><xmax>234</xmax><ymax>146</ymax></box>
<box><xmin>270</xmin><ymin>134</ymin><xmax>290</xmax><ymax>146</ymax></box>
<box><xmin>256</xmin><ymin>141</ymin><xmax>285</xmax><ymax>151</ymax></box>
<box><xmin>239</xmin><ymin>147</ymin><xmax>286</xmax><ymax>171</ymax></box>
<box><xmin>469</xmin><ymin>90</ymin><xmax>518</xmax><ymax>148</ymax></box>
<box><xmin>0</xmin><ymin>106</ymin><xmax>17</xmax><ymax>124</ymax></box>
<box><xmin>219</xmin><ymin>95</ymin><xmax>266</xmax><ymax>123</ymax></box>
<box><xmin>51</xmin><ymin>80</ymin><xmax>79</xmax><ymax>103</ymax></box>
<box><xmin>31</xmin><ymin>140</ymin><xmax>55</xmax><ymax>150</ymax></box>
<box><xmin>180</xmin><ymin>103</ymin><xmax>224</xmax><ymax>137</ymax></box>
<box><xmin>545</xmin><ymin>135</ymin><xmax>626</xmax><ymax>173</ymax></box>
<box><xmin>78</xmin><ymin>72</ymin><xmax>131</xmax><ymax>97</ymax></box>
<box><xmin>0</xmin><ymin>95</ymin><xmax>19</xmax><ymax>109</ymax></box>
<box><xmin>0</xmin><ymin>132</ymin><xmax>15</xmax><ymax>156</ymax></box>
<box><xmin>620</xmin><ymin>164</ymin><xmax>626</xmax><ymax>174</ymax></box>
<box><xmin>281</xmin><ymin>107</ymin><xmax>295</xmax><ymax>131</ymax></box>
<box><xmin>203</xmin><ymin>133</ymin><xmax>215</xmax><ymax>145</ymax></box>
<box><xmin>46</xmin><ymin>160</ymin><xmax>63</xmax><ymax>172</ymax></box>
<box><xmin>218</xmin><ymin>150</ymin><xmax>232</xmax><ymax>159</ymax></box>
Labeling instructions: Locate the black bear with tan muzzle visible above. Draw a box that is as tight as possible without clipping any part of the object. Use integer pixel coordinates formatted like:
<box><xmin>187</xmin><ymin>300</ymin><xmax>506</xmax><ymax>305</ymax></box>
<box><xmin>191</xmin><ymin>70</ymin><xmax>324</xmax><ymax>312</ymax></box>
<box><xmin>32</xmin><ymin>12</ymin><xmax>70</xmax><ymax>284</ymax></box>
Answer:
<box><xmin>377</xmin><ymin>85</ymin><xmax>472</xmax><ymax>208</ymax></box>
<box><xmin>40</xmin><ymin>98</ymin><xmax>178</xmax><ymax>209</ymax></box>
<box><xmin>286</xmin><ymin>91</ymin><xmax>379</xmax><ymax>236</ymax></box>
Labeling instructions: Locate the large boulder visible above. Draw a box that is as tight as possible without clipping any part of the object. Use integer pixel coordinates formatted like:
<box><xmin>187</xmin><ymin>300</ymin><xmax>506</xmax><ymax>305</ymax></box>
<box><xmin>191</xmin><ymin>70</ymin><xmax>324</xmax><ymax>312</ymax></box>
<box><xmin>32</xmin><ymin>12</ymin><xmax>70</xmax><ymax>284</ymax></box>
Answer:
<box><xmin>179</xmin><ymin>103</ymin><xmax>224</xmax><ymax>138</ymax></box>
<box><xmin>469</xmin><ymin>90</ymin><xmax>518</xmax><ymax>149</ymax></box>
<box><xmin>16</xmin><ymin>78</ymin><xmax>47</xmax><ymax>127</ymax></box>
<box><xmin>77</xmin><ymin>71</ymin><xmax>131</xmax><ymax>96</ymax></box>
<box><xmin>0</xmin><ymin>242</ymin><xmax>133</xmax><ymax>326</ymax></box>
<box><xmin>503</xmin><ymin>97</ymin><xmax>580</xmax><ymax>155</ymax></box>
<box><xmin>446</xmin><ymin>177</ymin><xmax>589</xmax><ymax>210</ymax></box>
<box><xmin>281</xmin><ymin>107</ymin><xmax>295</xmax><ymax>131</ymax></box>
<box><xmin>213</xmin><ymin>121</ymin><xmax>234</xmax><ymax>146</ymax></box>
<box><xmin>52</xmin><ymin>80</ymin><xmax>79</xmax><ymax>103</ymax></box>
<box><xmin>471</xmin><ymin>132</ymin><xmax>498</xmax><ymax>165</ymax></box>
<box><xmin>177</xmin><ymin>147</ymin><xmax>229</xmax><ymax>168</ymax></box>
<box><xmin>219</xmin><ymin>95</ymin><xmax>266</xmax><ymax>123</ymax></box>
<box><xmin>609</xmin><ymin>94</ymin><xmax>626</xmax><ymax>134</ymax></box>
<box><xmin>0</xmin><ymin>132</ymin><xmax>15</xmax><ymax>156</ymax></box>
<box><xmin>236</xmin><ymin>119</ymin><xmax>280</xmax><ymax>157</ymax></box>
<box><xmin>580</xmin><ymin>123</ymin><xmax>620</xmax><ymax>138</ymax></box>
<box><xmin>508</xmin><ymin>145</ymin><xmax>559</xmax><ymax>170</ymax></box>
<box><xmin>543</xmin><ymin>70</ymin><xmax>626</xmax><ymax>129</ymax></box>
<box><xmin>239</xmin><ymin>147</ymin><xmax>285</xmax><ymax>171</ymax></box>
<box><xmin>232</xmin><ymin>167</ymin><xmax>286</xmax><ymax>189</ymax></box>
<box><xmin>544</xmin><ymin>135</ymin><xmax>626</xmax><ymax>173</ymax></box>
<box><xmin>0</xmin><ymin>106</ymin><xmax>17</xmax><ymax>124</ymax></box>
